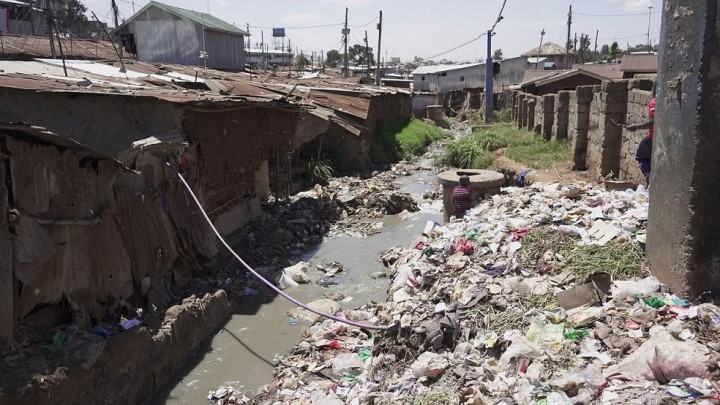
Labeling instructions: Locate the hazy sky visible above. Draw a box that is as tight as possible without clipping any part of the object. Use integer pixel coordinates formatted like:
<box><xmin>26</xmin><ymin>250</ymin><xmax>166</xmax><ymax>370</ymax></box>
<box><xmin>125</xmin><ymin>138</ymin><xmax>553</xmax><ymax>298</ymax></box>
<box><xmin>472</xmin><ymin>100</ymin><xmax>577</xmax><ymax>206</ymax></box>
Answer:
<box><xmin>87</xmin><ymin>0</ymin><xmax>662</xmax><ymax>62</ymax></box>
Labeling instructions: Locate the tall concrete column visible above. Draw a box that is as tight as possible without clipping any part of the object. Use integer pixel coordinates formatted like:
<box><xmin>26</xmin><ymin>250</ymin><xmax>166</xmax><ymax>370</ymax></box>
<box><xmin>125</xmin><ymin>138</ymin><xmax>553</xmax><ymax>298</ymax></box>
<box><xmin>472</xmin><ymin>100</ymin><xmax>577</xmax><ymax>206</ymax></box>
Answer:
<box><xmin>568</xmin><ymin>86</ymin><xmax>595</xmax><ymax>170</ymax></box>
<box><xmin>648</xmin><ymin>1</ymin><xmax>720</xmax><ymax>297</ymax></box>
<box><xmin>527</xmin><ymin>98</ymin><xmax>536</xmax><ymax>132</ymax></box>
<box><xmin>552</xmin><ymin>91</ymin><xmax>570</xmax><ymax>141</ymax></box>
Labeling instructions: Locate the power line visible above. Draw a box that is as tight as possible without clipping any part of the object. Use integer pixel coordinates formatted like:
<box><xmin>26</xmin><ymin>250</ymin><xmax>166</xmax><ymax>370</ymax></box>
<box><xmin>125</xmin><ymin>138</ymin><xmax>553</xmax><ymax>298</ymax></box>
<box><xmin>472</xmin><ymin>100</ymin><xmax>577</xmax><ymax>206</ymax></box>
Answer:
<box><xmin>574</xmin><ymin>10</ymin><xmax>660</xmax><ymax>17</ymax></box>
<box><xmin>349</xmin><ymin>16</ymin><xmax>378</xmax><ymax>28</ymax></box>
<box><xmin>599</xmin><ymin>30</ymin><xmax>660</xmax><ymax>41</ymax></box>
<box><xmin>424</xmin><ymin>0</ymin><xmax>507</xmax><ymax>60</ymax></box>
<box><xmin>249</xmin><ymin>22</ymin><xmax>342</xmax><ymax>29</ymax></box>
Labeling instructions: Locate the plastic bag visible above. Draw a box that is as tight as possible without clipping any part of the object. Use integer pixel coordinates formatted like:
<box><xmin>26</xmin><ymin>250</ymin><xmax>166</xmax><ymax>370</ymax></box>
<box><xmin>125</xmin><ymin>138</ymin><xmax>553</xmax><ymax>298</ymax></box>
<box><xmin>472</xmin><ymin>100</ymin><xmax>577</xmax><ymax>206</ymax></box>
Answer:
<box><xmin>332</xmin><ymin>353</ymin><xmax>365</xmax><ymax>377</ymax></box>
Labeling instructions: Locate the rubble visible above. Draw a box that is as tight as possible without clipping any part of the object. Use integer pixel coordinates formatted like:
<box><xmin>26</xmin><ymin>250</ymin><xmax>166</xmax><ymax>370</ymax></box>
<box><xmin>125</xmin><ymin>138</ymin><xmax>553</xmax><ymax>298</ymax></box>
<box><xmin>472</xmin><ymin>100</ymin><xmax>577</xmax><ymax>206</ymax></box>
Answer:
<box><xmin>244</xmin><ymin>182</ymin><xmax>720</xmax><ymax>405</ymax></box>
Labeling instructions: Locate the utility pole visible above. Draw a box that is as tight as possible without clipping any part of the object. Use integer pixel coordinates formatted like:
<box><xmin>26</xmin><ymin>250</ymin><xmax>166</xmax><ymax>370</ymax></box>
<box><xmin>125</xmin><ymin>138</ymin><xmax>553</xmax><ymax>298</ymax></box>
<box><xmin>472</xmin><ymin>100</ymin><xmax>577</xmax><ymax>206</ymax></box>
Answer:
<box><xmin>646</xmin><ymin>6</ymin><xmax>653</xmax><ymax>50</ymax></box>
<box><xmin>364</xmin><ymin>30</ymin><xmax>370</xmax><ymax>80</ymax></box>
<box><xmin>594</xmin><ymin>29</ymin><xmax>599</xmax><ymax>62</ymax></box>
<box><xmin>343</xmin><ymin>7</ymin><xmax>349</xmax><ymax>78</ymax></box>
<box><xmin>45</xmin><ymin>0</ymin><xmax>56</xmax><ymax>58</ymax></box>
<box><xmin>484</xmin><ymin>30</ymin><xmax>493</xmax><ymax>123</ymax></box>
<box><xmin>261</xmin><ymin>30</ymin><xmax>264</xmax><ymax>69</ymax></box>
<box><xmin>111</xmin><ymin>0</ymin><xmax>120</xmax><ymax>28</ymax></box>
<box><xmin>131</xmin><ymin>1</ymin><xmax>136</xmax><ymax>13</ymax></box>
<box><xmin>535</xmin><ymin>28</ymin><xmax>545</xmax><ymax>70</ymax></box>
<box><xmin>565</xmin><ymin>5</ymin><xmax>572</xmax><ymax>69</ymax></box>
<box><xmin>375</xmin><ymin>10</ymin><xmax>383</xmax><ymax>85</ymax></box>
<box><xmin>111</xmin><ymin>0</ymin><xmax>123</xmax><ymax>58</ymax></box>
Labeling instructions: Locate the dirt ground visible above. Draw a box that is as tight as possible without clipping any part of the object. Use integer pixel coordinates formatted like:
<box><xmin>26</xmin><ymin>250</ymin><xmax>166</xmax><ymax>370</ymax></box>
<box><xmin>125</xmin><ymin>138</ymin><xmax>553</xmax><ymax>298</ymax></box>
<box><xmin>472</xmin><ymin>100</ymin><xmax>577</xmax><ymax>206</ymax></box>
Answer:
<box><xmin>491</xmin><ymin>150</ymin><xmax>593</xmax><ymax>186</ymax></box>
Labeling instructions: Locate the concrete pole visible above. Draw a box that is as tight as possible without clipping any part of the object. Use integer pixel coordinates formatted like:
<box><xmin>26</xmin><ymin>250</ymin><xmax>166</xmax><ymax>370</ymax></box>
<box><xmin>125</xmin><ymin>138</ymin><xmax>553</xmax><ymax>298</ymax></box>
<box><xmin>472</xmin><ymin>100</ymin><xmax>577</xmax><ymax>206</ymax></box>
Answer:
<box><xmin>375</xmin><ymin>10</ymin><xmax>383</xmax><ymax>85</ymax></box>
<box><xmin>484</xmin><ymin>31</ymin><xmax>493</xmax><ymax>123</ymax></box>
<box><xmin>648</xmin><ymin>0</ymin><xmax>720</xmax><ymax>297</ymax></box>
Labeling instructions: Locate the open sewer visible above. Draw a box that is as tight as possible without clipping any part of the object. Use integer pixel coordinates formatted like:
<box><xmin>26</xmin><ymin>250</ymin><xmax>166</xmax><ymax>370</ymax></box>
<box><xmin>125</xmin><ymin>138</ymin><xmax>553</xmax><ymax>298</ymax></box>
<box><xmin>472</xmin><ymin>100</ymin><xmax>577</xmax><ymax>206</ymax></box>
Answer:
<box><xmin>150</xmin><ymin>163</ymin><xmax>443</xmax><ymax>404</ymax></box>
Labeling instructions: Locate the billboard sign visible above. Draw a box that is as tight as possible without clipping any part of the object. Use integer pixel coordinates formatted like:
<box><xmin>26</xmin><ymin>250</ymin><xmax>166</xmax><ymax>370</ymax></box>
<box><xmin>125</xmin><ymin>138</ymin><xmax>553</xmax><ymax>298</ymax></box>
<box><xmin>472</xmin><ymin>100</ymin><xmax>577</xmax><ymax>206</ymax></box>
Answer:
<box><xmin>272</xmin><ymin>28</ymin><xmax>285</xmax><ymax>37</ymax></box>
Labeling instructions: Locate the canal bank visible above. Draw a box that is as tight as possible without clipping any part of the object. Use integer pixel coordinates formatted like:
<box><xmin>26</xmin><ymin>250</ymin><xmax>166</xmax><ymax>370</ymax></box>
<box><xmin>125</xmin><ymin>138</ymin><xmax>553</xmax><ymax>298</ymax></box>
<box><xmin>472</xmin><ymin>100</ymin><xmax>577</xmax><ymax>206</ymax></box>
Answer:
<box><xmin>148</xmin><ymin>159</ymin><xmax>445</xmax><ymax>404</ymax></box>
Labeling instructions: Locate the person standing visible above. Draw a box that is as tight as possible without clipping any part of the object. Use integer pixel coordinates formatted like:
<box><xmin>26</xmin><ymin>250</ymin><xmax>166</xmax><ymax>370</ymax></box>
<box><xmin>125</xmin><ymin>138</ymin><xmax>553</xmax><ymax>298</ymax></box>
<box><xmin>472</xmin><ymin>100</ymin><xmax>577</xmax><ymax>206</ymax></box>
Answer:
<box><xmin>452</xmin><ymin>175</ymin><xmax>473</xmax><ymax>219</ymax></box>
<box><xmin>627</xmin><ymin>83</ymin><xmax>656</xmax><ymax>185</ymax></box>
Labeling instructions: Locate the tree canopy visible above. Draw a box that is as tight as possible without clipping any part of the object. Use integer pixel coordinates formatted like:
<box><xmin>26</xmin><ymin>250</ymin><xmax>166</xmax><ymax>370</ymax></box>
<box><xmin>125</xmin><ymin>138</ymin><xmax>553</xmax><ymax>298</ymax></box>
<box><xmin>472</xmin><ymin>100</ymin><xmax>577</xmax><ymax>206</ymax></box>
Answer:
<box><xmin>492</xmin><ymin>49</ymin><xmax>503</xmax><ymax>61</ymax></box>
<box><xmin>348</xmin><ymin>43</ymin><xmax>375</xmax><ymax>66</ymax></box>
<box><xmin>53</xmin><ymin>0</ymin><xmax>89</xmax><ymax>36</ymax></box>
<box><xmin>326</xmin><ymin>50</ymin><xmax>342</xmax><ymax>67</ymax></box>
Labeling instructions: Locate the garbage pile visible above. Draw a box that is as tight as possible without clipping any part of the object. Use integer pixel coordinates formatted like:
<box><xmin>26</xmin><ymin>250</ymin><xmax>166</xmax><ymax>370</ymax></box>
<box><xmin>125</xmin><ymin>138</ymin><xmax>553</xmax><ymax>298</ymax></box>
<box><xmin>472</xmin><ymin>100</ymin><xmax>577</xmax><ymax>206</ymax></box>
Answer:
<box><xmin>232</xmin><ymin>172</ymin><xmax>418</xmax><ymax>265</ymax></box>
<box><xmin>248</xmin><ymin>182</ymin><xmax>720</xmax><ymax>405</ymax></box>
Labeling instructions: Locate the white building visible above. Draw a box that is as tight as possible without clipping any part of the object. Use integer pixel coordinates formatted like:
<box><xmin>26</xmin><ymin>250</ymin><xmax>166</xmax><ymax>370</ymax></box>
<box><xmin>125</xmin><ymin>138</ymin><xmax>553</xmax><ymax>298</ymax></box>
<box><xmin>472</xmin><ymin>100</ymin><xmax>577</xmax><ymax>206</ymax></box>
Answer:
<box><xmin>410</xmin><ymin>63</ymin><xmax>484</xmax><ymax>93</ymax></box>
<box><xmin>246</xmin><ymin>48</ymin><xmax>293</xmax><ymax>67</ymax></box>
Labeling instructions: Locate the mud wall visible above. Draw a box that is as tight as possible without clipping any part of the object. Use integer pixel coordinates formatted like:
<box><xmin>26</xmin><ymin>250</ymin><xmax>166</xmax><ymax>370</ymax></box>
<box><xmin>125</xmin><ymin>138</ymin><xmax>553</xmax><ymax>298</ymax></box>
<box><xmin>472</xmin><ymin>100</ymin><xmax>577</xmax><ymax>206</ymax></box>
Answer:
<box><xmin>648</xmin><ymin>0</ymin><xmax>720</xmax><ymax>297</ymax></box>
<box><xmin>0</xmin><ymin>88</ymin><xmax>182</xmax><ymax>155</ymax></box>
<box><xmin>3</xmin><ymin>291</ymin><xmax>233</xmax><ymax>405</ymax></box>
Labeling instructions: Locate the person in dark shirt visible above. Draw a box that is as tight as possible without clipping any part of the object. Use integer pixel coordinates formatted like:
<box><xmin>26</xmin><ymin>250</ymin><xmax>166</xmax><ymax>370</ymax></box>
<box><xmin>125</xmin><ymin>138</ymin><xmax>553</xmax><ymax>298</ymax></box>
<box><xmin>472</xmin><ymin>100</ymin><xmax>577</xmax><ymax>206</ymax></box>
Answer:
<box><xmin>452</xmin><ymin>175</ymin><xmax>473</xmax><ymax>219</ymax></box>
<box><xmin>628</xmin><ymin>83</ymin><xmax>656</xmax><ymax>185</ymax></box>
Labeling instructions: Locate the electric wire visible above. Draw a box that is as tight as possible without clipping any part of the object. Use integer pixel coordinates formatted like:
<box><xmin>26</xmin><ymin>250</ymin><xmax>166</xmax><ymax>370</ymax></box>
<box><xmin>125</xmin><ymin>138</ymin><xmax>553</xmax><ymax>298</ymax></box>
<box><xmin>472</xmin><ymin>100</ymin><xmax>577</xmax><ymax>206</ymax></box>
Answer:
<box><xmin>424</xmin><ymin>0</ymin><xmax>508</xmax><ymax>60</ymax></box>
<box><xmin>165</xmin><ymin>161</ymin><xmax>393</xmax><ymax>331</ymax></box>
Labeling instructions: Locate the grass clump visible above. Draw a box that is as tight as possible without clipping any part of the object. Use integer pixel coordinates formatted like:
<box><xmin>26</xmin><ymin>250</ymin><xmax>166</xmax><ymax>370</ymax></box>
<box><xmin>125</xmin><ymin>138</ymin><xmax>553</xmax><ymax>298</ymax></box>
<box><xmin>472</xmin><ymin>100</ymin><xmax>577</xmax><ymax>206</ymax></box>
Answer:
<box><xmin>518</xmin><ymin>227</ymin><xmax>648</xmax><ymax>281</ymax></box>
<box><xmin>370</xmin><ymin>118</ymin><xmax>444</xmax><ymax>163</ymax></box>
<box><xmin>506</xmin><ymin>137</ymin><xmax>571</xmax><ymax>169</ymax></box>
<box><xmin>434</xmin><ymin>135</ymin><xmax>495</xmax><ymax>169</ymax></box>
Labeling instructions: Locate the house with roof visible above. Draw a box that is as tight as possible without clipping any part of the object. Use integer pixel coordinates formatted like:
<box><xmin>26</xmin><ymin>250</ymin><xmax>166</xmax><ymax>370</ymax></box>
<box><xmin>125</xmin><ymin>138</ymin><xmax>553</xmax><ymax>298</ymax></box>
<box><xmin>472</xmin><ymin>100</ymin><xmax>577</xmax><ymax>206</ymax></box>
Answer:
<box><xmin>518</xmin><ymin>68</ymin><xmax>608</xmax><ymax>95</ymax></box>
<box><xmin>0</xmin><ymin>0</ymin><xmax>45</xmax><ymax>35</ymax></box>
<box><xmin>113</xmin><ymin>1</ymin><xmax>248</xmax><ymax>70</ymax></box>
<box><xmin>619</xmin><ymin>54</ymin><xmax>657</xmax><ymax>78</ymax></box>
<box><xmin>410</xmin><ymin>63</ymin><xmax>484</xmax><ymax>93</ymax></box>
<box><xmin>522</xmin><ymin>42</ymin><xmax>573</xmax><ymax>71</ymax></box>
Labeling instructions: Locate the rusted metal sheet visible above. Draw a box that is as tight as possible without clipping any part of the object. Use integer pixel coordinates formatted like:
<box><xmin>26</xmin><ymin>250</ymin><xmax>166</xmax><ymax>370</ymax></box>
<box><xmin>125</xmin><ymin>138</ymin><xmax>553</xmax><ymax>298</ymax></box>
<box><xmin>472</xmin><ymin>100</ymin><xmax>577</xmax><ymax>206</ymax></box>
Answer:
<box><xmin>115</xmin><ymin>187</ymin><xmax>180</xmax><ymax>283</ymax></box>
<box><xmin>7</xmin><ymin>138</ymin><xmax>117</xmax><ymax>219</ymax></box>
<box><xmin>11</xmin><ymin>216</ymin><xmax>56</xmax><ymax>284</ymax></box>
<box><xmin>182</xmin><ymin>106</ymin><xmax>299</xmax><ymax>213</ymax></box>
<box><xmin>0</xmin><ymin>34</ymin><xmax>118</xmax><ymax>60</ymax></box>
<box><xmin>307</xmin><ymin>89</ymin><xmax>371</xmax><ymax>120</ymax></box>
<box><xmin>17</xmin><ymin>212</ymin><xmax>134</xmax><ymax>320</ymax></box>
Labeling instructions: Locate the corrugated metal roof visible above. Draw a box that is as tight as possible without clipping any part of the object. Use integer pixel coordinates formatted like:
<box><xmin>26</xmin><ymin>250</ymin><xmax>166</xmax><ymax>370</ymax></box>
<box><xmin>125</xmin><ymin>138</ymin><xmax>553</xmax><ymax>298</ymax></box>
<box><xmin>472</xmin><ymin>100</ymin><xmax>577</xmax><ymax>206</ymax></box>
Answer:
<box><xmin>620</xmin><ymin>54</ymin><xmax>657</xmax><ymax>72</ymax></box>
<box><xmin>411</xmin><ymin>63</ymin><xmax>483</xmax><ymax>75</ymax></box>
<box><xmin>0</xmin><ymin>0</ymin><xmax>30</xmax><ymax>6</ymax></box>
<box><xmin>522</xmin><ymin>42</ymin><xmax>569</xmax><ymax>57</ymax></box>
<box><xmin>534</xmin><ymin>69</ymin><xmax>606</xmax><ymax>87</ymax></box>
<box><xmin>114</xmin><ymin>1</ymin><xmax>248</xmax><ymax>36</ymax></box>
<box><xmin>0</xmin><ymin>34</ymin><xmax>118</xmax><ymax>60</ymax></box>
<box><xmin>573</xmin><ymin>63</ymin><xmax>624</xmax><ymax>79</ymax></box>
<box><xmin>308</xmin><ymin>89</ymin><xmax>371</xmax><ymax>120</ymax></box>
<box><xmin>520</xmin><ymin>70</ymin><xmax>559</xmax><ymax>84</ymax></box>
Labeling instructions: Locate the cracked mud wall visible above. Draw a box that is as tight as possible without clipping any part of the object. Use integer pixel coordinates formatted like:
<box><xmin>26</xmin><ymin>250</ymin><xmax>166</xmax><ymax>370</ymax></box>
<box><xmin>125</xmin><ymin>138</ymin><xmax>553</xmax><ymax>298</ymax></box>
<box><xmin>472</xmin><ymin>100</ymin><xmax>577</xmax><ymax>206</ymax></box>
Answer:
<box><xmin>648</xmin><ymin>1</ymin><xmax>720</xmax><ymax>297</ymax></box>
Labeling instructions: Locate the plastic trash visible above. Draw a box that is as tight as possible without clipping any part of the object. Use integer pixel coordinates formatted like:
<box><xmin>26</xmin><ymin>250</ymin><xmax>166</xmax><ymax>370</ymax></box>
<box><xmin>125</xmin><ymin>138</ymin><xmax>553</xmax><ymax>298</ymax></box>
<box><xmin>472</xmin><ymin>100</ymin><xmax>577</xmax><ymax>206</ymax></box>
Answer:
<box><xmin>332</xmin><ymin>352</ymin><xmax>365</xmax><ymax>377</ymax></box>
<box><xmin>611</xmin><ymin>276</ymin><xmax>661</xmax><ymax>301</ymax></box>
<box><xmin>563</xmin><ymin>329</ymin><xmax>589</xmax><ymax>340</ymax></box>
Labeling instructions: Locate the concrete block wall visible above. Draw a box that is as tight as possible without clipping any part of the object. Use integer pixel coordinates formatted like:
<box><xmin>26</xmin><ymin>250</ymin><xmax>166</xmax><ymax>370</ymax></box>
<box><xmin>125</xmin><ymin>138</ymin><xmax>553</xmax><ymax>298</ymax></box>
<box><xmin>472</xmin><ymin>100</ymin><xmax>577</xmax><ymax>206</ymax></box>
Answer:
<box><xmin>552</xmin><ymin>91</ymin><xmax>570</xmax><ymax>141</ymax></box>
<box><xmin>533</xmin><ymin>96</ymin><xmax>543</xmax><ymax>134</ymax></box>
<box><xmin>542</xmin><ymin>94</ymin><xmax>555</xmax><ymax>140</ymax></box>
<box><xmin>586</xmin><ymin>80</ymin><xmax>629</xmax><ymax>179</ymax></box>
<box><xmin>620</xmin><ymin>82</ymin><xmax>654</xmax><ymax>184</ymax></box>
<box><xmin>527</xmin><ymin>98</ymin><xmax>536</xmax><ymax>132</ymax></box>
<box><xmin>568</xmin><ymin>86</ymin><xmax>598</xmax><ymax>170</ymax></box>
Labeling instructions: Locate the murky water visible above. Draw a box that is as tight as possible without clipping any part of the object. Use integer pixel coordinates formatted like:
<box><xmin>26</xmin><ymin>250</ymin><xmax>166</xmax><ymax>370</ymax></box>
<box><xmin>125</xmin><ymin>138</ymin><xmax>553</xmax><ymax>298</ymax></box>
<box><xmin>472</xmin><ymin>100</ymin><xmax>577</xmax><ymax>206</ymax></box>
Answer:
<box><xmin>150</xmin><ymin>165</ymin><xmax>443</xmax><ymax>404</ymax></box>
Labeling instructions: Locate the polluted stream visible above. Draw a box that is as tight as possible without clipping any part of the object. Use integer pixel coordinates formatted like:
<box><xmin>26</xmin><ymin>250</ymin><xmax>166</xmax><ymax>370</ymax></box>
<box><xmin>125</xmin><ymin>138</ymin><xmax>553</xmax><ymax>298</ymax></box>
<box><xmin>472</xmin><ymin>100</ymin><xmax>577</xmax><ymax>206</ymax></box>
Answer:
<box><xmin>150</xmin><ymin>161</ymin><xmax>444</xmax><ymax>404</ymax></box>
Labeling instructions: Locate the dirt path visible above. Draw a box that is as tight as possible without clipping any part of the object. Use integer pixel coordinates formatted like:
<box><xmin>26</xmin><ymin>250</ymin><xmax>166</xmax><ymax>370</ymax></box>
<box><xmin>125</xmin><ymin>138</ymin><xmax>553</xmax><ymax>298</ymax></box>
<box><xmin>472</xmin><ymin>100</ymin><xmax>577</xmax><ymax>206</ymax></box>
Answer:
<box><xmin>490</xmin><ymin>148</ymin><xmax>593</xmax><ymax>186</ymax></box>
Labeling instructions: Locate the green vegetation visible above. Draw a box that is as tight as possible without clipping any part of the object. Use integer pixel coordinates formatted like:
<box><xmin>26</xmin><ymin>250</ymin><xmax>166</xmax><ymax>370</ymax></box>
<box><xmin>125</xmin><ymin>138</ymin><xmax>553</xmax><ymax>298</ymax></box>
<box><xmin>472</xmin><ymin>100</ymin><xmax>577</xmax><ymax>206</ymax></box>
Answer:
<box><xmin>434</xmin><ymin>123</ymin><xmax>571</xmax><ymax>170</ymax></box>
<box><xmin>370</xmin><ymin>118</ymin><xmax>444</xmax><ymax>163</ymax></box>
<box><xmin>493</xmin><ymin>108</ymin><xmax>513</xmax><ymax>123</ymax></box>
<box><xmin>307</xmin><ymin>157</ymin><xmax>334</xmax><ymax>186</ymax></box>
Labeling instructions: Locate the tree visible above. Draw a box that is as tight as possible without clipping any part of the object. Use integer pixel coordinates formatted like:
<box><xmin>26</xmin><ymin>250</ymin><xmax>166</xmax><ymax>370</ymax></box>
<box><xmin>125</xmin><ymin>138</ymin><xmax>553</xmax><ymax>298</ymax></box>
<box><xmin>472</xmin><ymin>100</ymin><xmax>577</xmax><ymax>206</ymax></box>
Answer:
<box><xmin>295</xmin><ymin>54</ymin><xmax>309</xmax><ymax>70</ymax></box>
<box><xmin>600</xmin><ymin>44</ymin><xmax>609</xmax><ymax>55</ymax></box>
<box><xmin>348</xmin><ymin>43</ymin><xmax>375</xmax><ymax>66</ymax></box>
<box><xmin>575</xmin><ymin>33</ymin><xmax>592</xmax><ymax>63</ymax></box>
<box><xmin>609</xmin><ymin>41</ymin><xmax>620</xmax><ymax>60</ymax></box>
<box><xmin>53</xmin><ymin>0</ymin><xmax>89</xmax><ymax>36</ymax></box>
<box><xmin>326</xmin><ymin>50</ymin><xmax>342</xmax><ymax>67</ymax></box>
<box><xmin>492</xmin><ymin>48</ymin><xmax>503</xmax><ymax>61</ymax></box>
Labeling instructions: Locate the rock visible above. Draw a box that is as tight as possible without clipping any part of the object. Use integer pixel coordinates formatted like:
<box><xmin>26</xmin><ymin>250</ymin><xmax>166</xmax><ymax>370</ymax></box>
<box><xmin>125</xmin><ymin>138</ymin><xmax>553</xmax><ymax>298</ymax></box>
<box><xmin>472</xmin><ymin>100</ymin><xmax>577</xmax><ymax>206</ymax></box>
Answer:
<box><xmin>281</xmin><ymin>262</ymin><xmax>310</xmax><ymax>284</ymax></box>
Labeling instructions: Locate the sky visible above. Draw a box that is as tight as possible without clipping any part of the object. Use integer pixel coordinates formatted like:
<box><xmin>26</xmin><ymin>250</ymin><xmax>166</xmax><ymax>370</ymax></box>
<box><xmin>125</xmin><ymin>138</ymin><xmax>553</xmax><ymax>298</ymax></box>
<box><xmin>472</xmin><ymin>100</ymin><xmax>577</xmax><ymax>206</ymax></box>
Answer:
<box><xmin>86</xmin><ymin>0</ymin><xmax>662</xmax><ymax>63</ymax></box>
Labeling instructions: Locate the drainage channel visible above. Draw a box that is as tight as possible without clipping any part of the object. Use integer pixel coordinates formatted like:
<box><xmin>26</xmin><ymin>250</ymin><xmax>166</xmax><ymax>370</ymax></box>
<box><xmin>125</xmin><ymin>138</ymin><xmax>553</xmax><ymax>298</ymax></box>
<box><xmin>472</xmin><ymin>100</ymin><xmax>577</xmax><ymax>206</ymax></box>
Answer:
<box><xmin>149</xmin><ymin>163</ymin><xmax>444</xmax><ymax>404</ymax></box>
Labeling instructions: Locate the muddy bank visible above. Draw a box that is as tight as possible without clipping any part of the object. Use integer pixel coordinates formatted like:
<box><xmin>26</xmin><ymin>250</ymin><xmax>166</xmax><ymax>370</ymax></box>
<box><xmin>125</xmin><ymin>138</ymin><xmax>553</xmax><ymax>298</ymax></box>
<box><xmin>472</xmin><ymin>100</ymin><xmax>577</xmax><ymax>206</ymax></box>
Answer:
<box><xmin>1</xmin><ymin>290</ymin><xmax>233</xmax><ymax>405</ymax></box>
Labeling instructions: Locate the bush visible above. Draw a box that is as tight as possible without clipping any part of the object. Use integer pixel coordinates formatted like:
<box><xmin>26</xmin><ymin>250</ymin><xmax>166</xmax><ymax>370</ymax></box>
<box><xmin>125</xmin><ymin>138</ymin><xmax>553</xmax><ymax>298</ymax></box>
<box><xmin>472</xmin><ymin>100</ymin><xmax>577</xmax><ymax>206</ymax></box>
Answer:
<box><xmin>493</xmin><ymin>108</ymin><xmax>513</xmax><ymax>123</ymax></box>
<box><xmin>370</xmin><ymin>118</ymin><xmax>444</xmax><ymax>163</ymax></box>
<box><xmin>473</xmin><ymin>129</ymin><xmax>508</xmax><ymax>151</ymax></box>
<box><xmin>434</xmin><ymin>136</ymin><xmax>495</xmax><ymax>169</ymax></box>
<box><xmin>307</xmin><ymin>157</ymin><xmax>334</xmax><ymax>186</ymax></box>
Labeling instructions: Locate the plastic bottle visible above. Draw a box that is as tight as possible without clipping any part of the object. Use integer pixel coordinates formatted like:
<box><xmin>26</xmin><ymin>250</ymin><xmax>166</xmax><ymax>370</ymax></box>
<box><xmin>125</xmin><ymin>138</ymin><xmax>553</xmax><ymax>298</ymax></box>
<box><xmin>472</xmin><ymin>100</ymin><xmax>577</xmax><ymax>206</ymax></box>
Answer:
<box><xmin>289</xmin><ymin>318</ymin><xmax>298</xmax><ymax>326</ymax></box>
<box><xmin>563</xmin><ymin>328</ymin><xmax>590</xmax><ymax>340</ymax></box>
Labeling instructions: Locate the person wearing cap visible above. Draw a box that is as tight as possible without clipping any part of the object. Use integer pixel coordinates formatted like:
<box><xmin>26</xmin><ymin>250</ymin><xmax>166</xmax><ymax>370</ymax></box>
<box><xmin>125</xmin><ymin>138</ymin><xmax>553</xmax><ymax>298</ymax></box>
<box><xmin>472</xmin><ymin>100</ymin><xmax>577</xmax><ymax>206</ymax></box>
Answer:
<box><xmin>627</xmin><ymin>83</ymin><xmax>656</xmax><ymax>185</ymax></box>
<box><xmin>452</xmin><ymin>175</ymin><xmax>473</xmax><ymax>219</ymax></box>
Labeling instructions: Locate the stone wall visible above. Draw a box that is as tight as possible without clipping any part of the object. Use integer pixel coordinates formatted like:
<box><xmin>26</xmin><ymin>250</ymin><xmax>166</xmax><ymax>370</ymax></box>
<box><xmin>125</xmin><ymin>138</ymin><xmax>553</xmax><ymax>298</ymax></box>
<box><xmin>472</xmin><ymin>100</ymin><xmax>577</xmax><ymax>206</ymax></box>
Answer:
<box><xmin>620</xmin><ymin>81</ymin><xmax>654</xmax><ymax>184</ymax></box>
<box><xmin>552</xmin><ymin>91</ymin><xmax>570</xmax><ymax>141</ymax></box>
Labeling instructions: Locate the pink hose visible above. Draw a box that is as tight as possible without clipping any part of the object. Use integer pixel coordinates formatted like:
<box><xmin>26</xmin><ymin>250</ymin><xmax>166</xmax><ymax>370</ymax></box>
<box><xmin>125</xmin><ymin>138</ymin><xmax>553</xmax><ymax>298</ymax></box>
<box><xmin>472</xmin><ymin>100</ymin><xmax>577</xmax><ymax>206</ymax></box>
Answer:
<box><xmin>166</xmin><ymin>162</ymin><xmax>392</xmax><ymax>330</ymax></box>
